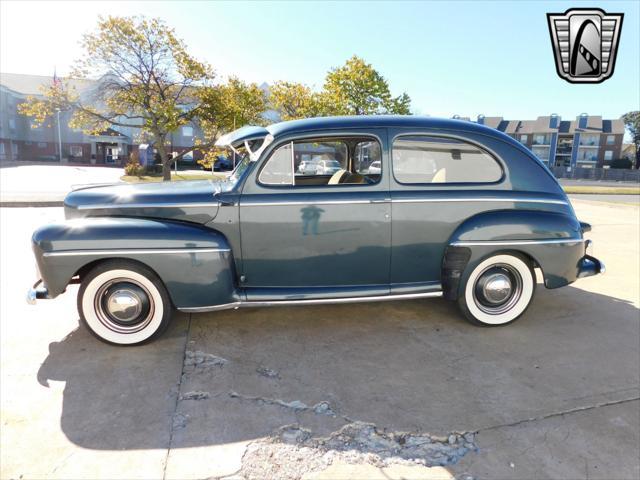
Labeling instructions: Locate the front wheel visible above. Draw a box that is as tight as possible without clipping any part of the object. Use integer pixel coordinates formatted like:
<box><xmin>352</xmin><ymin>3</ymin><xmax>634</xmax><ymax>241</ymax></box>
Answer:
<box><xmin>78</xmin><ymin>260</ymin><xmax>172</xmax><ymax>345</ymax></box>
<box><xmin>458</xmin><ymin>253</ymin><xmax>536</xmax><ymax>326</ymax></box>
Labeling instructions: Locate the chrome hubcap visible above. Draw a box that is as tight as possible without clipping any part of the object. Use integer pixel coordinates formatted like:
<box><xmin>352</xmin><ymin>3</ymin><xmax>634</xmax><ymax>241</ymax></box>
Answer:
<box><xmin>106</xmin><ymin>289</ymin><xmax>143</xmax><ymax>323</ymax></box>
<box><xmin>95</xmin><ymin>280</ymin><xmax>154</xmax><ymax>333</ymax></box>
<box><xmin>474</xmin><ymin>264</ymin><xmax>523</xmax><ymax>315</ymax></box>
<box><xmin>482</xmin><ymin>273</ymin><xmax>512</xmax><ymax>304</ymax></box>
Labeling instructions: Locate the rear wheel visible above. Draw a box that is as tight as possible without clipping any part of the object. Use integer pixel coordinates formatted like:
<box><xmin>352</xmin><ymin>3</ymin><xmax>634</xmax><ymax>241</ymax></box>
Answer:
<box><xmin>458</xmin><ymin>253</ymin><xmax>535</xmax><ymax>326</ymax></box>
<box><xmin>78</xmin><ymin>260</ymin><xmax>172</xmax><ymax>345</ymax></box>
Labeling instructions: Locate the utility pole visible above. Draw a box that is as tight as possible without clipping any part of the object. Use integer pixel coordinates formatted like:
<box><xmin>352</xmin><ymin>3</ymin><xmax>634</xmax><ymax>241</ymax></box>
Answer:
<box><xmin>56</xmin><ymin>108</ymin><xmax>62</xmax><ymax>162</ymax></box>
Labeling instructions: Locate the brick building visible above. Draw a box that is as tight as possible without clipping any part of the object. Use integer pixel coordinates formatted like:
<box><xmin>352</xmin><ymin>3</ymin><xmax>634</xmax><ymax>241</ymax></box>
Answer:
<box><xmin>476</xmin><ymin>114</ymin><xmax>625</xmax><ymax>168</ymax></box>
<box><xmin>0</xmin><ymin>72</ymin><xmax>203</xmax><ymax>165</ymax></box>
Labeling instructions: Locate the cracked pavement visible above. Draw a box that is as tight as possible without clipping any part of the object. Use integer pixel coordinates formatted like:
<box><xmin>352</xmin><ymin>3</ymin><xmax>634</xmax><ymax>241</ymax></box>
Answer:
<box><xmin>1</xmin><ymin>199</ymin><xmax>639</xmax><ymax>480</ymax></box>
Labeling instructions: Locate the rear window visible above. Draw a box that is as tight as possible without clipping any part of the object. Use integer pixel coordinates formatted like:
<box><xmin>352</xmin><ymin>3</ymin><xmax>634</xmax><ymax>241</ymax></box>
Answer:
<box><xmin>392</xmin><ymin>136</ymin><xmax>502</xmax><ymax>184</ymax></box>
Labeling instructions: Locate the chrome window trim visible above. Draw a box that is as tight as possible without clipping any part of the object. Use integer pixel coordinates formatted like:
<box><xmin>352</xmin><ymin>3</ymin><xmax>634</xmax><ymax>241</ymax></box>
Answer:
<box><xmin>451</xmin><ymin>238</ymin><xmax>584</xmax><ymax>246</ymax></box>
<box><xmin>76</xmin><ymin>202</ymin><xmax>219</xmax><ymax>210</ymax></box>
<box><xmin>179</xmin><ymin>291</ymin><xmax>443</xmax><ymax>313</ymax></box>
<box><xmin>43</xmin><ymin>248</ymin><xmax>230</xmax><ymax>257</ymax></box>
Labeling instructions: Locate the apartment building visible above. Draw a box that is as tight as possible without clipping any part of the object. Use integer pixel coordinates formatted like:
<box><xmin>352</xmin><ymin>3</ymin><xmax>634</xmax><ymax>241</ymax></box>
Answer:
<box><xmin>0</xmin><ymin>72</ymin><xmax>203</xmax><ymax>165</ymax></box>
<box><xmin>477</xmin><ymin>114</ymin><xmax>625</xmax><ymax>168</ymax></box>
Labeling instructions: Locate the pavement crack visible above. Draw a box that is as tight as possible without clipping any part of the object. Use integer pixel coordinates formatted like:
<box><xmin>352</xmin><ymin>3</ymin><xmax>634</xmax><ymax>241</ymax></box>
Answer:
<box><xmin>162</xmin><ymin>314</ymin><xmax>193</xmax><ymax>480</ymax></box>
<box><xmin>476</xmin><ymin>396</ymin><xmax>640</xmax><ymax>433</ymax></box>
<box><xmin>229</xmin><ymin>391</ymin><xmax>337</xmax><ymax>416</ymax></box>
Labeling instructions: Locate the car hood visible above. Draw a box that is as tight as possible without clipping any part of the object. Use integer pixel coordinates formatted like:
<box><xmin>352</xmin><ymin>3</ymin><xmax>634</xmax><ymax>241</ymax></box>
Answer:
<box><xmin>64</xmin><ymin>180</ymin><xmax>228</xmax><ymax>224</ymax></box>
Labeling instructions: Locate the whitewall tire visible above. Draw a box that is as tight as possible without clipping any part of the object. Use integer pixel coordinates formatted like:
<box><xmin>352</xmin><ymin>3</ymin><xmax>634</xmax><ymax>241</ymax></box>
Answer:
<box><xmin>458</xmin><ymin>254</ymin><xmax>535</xmax><ymax>326</ymax></box>
<box><xmin>78</xmin><ymin>261</ymin><xmax>172</xmax><ymax>345</ymax></box>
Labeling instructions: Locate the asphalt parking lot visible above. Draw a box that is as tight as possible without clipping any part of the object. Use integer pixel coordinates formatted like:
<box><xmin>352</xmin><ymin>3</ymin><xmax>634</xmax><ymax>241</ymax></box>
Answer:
<box><xmin>1</xmin><ymin>199</ymin><xmax>638</xmax><ymax>480</ymax></box>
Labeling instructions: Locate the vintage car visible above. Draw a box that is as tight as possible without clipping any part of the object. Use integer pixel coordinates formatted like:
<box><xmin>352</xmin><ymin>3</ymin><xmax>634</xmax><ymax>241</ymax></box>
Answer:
<box><xmin>28</xmin><ymin>116</ymin><xmax>604</xmax><ymax>345</ymax></box>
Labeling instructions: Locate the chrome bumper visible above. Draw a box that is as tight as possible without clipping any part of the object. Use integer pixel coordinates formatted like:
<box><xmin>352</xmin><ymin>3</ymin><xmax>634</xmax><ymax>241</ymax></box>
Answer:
<box><xmin>577</xmin><ymin>241</ymin><xmax>605</xmax><ymax>278</ymax></box>
<box><xmin>26</xmin><ymin>280</ymin><xmax>50</xmax><ymax>305</ymax></box>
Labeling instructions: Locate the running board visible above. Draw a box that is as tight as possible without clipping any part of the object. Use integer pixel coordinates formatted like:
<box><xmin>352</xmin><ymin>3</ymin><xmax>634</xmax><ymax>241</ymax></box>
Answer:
<box><xmin>178</xmin><ymin>291</ymin><xmax>443</xmax><ymax>313</ymax></box>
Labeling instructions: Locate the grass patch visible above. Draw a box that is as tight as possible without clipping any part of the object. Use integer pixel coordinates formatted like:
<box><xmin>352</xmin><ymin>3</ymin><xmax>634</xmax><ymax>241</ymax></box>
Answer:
<box><xmin>563</xmin><ymin>185</ymin><xmax>640</xmax><ymax>195</ymax></box>
<box><xmin>121</xmin><ymin>171</ymin><xmax>224</xmax><ymax>183</ymax></box>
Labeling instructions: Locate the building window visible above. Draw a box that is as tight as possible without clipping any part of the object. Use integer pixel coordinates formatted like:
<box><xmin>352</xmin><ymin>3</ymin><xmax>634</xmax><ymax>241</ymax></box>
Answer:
<box><xmin>606</xmin><ymin>135</ymin><xmax>615</xmax><ymax>145</ymax></box>
<box><xmin>11</xmin><ymin>142</ymin><xmax>18</xmax><ymax>159</ymax></box>
<box><xmin>579</xmin><ymin>134</ymin><xmax>599</xmax><ymax>146</ymax></box>
<box><xmin>604</xmin><ymin>151</ymin><xmax>613</xmax><ymax>161</ymax></box>
<box><xmin>37</xmin><ymin>142</ymin><xmax>47</xmax><ymax>148</ymax></box>
<box><xmin>392</xmin><ymin>135</ymin><xmax>502</xmax><ymax>184</ymax></box>
<box><xmin>533</xmin><ymin>134</ymin><xmax>549</xmax><ymax>145</ymax></box>
<box><xmin>8</xmin><ymin>118</ymin><xmax>16</xmax><ymax>131</ymax></box>
<box><xmin>520</xmin><ymin>135</ymin><xmax>528</xmax><ymax>144</ymax></box>
<box><xmin>0</xmin><ymin>143</ymin><xmax>5</xmax><ymax>159</ymax></box>
<box><xmin>70</xmin><ymin>145</ymin><xmax>83</xmax><ymax>158</ymax></box>
<box><xmin>532</xmin><ymin>146</ymin><xmax>550</xmax><ymax>160</ymax></box>
<box><xmin>182</xmin><ymin>126</ymin><xmax>193</xmax><ymax>137</ymax></box>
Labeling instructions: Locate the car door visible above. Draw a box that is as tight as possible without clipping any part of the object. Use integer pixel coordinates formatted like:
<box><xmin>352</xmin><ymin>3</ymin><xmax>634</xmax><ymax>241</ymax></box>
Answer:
<box><xmin>239</xmin><ymin>130</ymin><xmax>391</xmax><ymax>299</ymax></box>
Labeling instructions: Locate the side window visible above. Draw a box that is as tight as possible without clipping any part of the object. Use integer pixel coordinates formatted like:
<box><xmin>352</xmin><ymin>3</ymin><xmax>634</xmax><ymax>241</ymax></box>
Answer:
<box><xmin>258</xmin><ymin>142</ymin><xmax>293</xmax><ymax>185</ymax></box>
<box><xmin>392</xmin><ymin>136</ymin><xmax>502</xmax><ymax>184</ymax></box>
<box><xmin>294</xmin><ymin>141</ymin><xmax>347</xmax><ymax>178</ymax></box>
<box><xmin>259</xmin><ymin>137</ymin><xmax>382</xmax><ymax>186</ymax></box>
<box><xmin>354</xmin><ymin>140</ymin><xmax>382</xmax><ymax>175</ymax></box>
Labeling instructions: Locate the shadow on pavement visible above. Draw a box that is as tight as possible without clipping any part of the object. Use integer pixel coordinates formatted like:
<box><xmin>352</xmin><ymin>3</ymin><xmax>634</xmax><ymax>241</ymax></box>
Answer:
<box><xmin>36</xmin><ymin>286</ymin><xmax>639</xmax><ymax>453</ymax></box>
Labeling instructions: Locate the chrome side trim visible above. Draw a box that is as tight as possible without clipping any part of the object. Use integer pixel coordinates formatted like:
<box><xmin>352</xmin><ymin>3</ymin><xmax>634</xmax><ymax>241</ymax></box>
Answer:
<box><xmin>391</xmin><ymin>197</ymin><xmax>568</xmax><ymax>205</ymax></box>
<box><xmin>76</xmin><ymin>202</ymin><xmax>219</xmax><ymax>210</ymax></box>
<box><xmin>179</xmin><ymin>291</ymin><xmax>443</xmax><ymax>313</ymax></box>
<box><xmin>240</xmin><ymin>197</ymin><xmax>568</xmax><ymax>207</ymax></box>
<box><xmin>241</xmin><ymin>200</ymin><xmax>373</xmax><ymax>207</ymax></box>
<box><xmin>451</xmin><ymin>238</ymin><xmax>584</xmax><ymax>246</ymax></box>
<box><xmin>43</xmin><ymin>248</ymin><xmax>230</xmax><ymax>257</ymax></box>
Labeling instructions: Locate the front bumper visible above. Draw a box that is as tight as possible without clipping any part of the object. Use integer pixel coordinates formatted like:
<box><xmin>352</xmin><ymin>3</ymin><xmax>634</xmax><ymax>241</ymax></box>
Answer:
<box><xmin>26</xmin><ymin>279</ymin><xmax>50</xmax><ymax>305</ymax></box>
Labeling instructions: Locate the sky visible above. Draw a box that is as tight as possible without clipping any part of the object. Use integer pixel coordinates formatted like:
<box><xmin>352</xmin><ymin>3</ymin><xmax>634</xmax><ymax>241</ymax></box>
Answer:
<box><xmin>1</xmin><ymin>0</ymin><xmax>638</xmax><ymax>121</ymax></box>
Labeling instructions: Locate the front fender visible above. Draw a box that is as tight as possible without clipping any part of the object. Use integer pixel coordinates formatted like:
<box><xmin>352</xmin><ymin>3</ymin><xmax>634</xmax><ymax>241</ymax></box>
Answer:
<box><xmin>32</xmin><ymin>217</ymin><xmax>239</xmax><ymax>308</ymax></box>
<box><xmin>442</xmin><ymin>210</ymin><xmax>586</xmax><ymax>299</ymax></box>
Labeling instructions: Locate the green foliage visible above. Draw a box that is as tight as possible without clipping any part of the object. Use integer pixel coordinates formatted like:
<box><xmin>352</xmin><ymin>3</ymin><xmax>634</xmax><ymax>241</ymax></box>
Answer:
<box><xmin>622</xmin><ymin>111</ymin><xmax>640</xmax><ymax>168</ymax></box>
<box><xmin>19</xmin><ymin>15</ymin><xmax>215</xmax><ymax>180</ymax></box>
<box><xmin>610</xmin><ymin>157</ymin><xmax>633</xmax><ymax>169</ymax></box>
<box><xmin>124</xmin><ymin>156</ymin><xmax>145</xmax><ymax>176</ymax></box>
<box><xmin>269</xmin><ymin>55</ymin><xmax>412</xmax><ymax>119</ymax></box>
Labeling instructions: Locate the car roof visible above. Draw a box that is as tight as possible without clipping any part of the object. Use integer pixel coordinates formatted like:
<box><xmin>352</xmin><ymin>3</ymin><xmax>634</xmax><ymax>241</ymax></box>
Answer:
<box><xmin>266</xmin><ymin>115</ymin><xmax>501</xmax><ymax>138</ymax></box>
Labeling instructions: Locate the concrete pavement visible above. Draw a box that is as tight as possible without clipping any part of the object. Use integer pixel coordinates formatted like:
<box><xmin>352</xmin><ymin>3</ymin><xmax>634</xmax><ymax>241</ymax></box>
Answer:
<box><xmin>1</xmin><ymin>200</ymin><xmax>638</xmax><ymax>479</ymax></box>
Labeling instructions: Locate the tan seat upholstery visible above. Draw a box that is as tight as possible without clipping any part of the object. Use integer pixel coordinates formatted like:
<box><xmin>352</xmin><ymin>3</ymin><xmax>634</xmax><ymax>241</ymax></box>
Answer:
<box><xmin>328</xmin><ymin>169</ymin><xmax>348</xmax><ymax>185</ymax></box>
<box><xmin>432</xmin><ymin>168</ymin><xmax>447</xmax><ymax>183</ymax></box>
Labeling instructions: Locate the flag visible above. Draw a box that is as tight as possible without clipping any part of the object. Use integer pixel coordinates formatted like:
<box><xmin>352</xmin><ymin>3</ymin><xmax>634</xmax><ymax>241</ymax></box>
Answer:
<box><xmin>52</xmin><ymin>68</ymin><xmax>62</xmax><ymax>88</ymax></box>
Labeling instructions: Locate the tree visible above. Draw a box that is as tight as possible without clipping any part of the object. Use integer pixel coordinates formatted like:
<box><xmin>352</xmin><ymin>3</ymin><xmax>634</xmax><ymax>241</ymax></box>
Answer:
<box><xmin>269</xmin><ymin>56</ymin><xmax>412</xmax><ymax>120</ymax></box>
<box><xmin>269</xmin><ymin>81</ymin><xmax>325</xmax><ymax>121</ymax></box>
<box><xmin>322</xmin><ymin>55</ymin><xmax>411</xmax><ymax>115</ymax></box>
<box><xmin>622</xmin><ymin>111</ymin><xmax>640</xmax><ymax>169</ymax></box>
<box><xmin>19</xmin><ymin>15</ymin><xmax>215</xmax><ymax>180</ymax></box>
<box><xmin>195</xmin><ymin>77</ymin><xmax>267</xmax><ymax>168</ymax></box>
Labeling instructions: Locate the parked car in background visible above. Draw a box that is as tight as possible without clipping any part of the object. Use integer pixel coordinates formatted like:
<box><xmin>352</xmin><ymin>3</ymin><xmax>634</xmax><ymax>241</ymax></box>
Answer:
<box><xmin>214</xmin><ymin>155</ymin><xmax>234</xmax><ymax>171</ymax></box>
<box><xmin>368</xmin><ymin>160</ymin><xmax>381</xmax><ymax>174</ymax></box>
<box><xmin>28</xmin><ymin>116</ymin><xmax>604</xmax><ymax>345</ymax></box>
<box><xmin>298</xmin><ymin>159</ymin><xmax>318</xmax><ymax>175</ymax></box>
<box><xmin>315</xmin><ymin>159</ymin><xmax>342</xmax><ymax>175</ymax></box>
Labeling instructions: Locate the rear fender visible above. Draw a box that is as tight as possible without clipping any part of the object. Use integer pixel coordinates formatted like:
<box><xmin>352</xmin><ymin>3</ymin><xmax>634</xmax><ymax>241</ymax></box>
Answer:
<box><xmin>442</xmin><ymin>210</ymin><xmax>585</xmax><ymax>298</ymax></box>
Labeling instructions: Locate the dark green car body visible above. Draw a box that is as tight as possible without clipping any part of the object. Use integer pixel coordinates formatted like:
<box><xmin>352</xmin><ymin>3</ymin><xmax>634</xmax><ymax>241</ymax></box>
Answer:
<box><xmin>29</xmin><ymin>116</ymin><xmax>603</xmax><ymax>312</ymax></box>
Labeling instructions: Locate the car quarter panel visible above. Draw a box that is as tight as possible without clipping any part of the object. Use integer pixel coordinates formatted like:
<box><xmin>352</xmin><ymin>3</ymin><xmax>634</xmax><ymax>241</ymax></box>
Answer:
<box><xmin>387</xmin><ymin>127</ymin><xmax>575</xmax><ymax>288</ymax></box>
<box><xmin>31</xmin><ymin>217</ymin><xmax>238</xmax><ymax>308</ymax></box>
